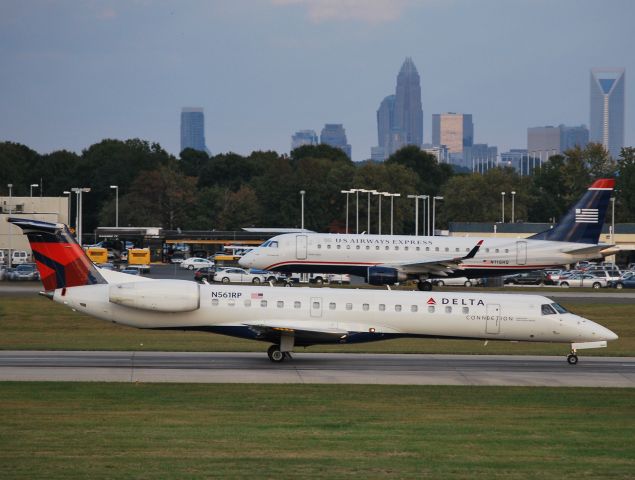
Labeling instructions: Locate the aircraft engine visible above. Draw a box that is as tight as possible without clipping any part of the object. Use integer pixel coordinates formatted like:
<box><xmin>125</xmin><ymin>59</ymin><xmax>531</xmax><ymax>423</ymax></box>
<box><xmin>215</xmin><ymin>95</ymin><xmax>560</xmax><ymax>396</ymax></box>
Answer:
<box><xmin>367</xmin><ymin>266</ymin><xmax>408</xmax><ymax>285</ymax></box>
<box><xmin>109</xmin><ymin>280</ymin><xmax>200</xmax><ymax>312</ymax></box>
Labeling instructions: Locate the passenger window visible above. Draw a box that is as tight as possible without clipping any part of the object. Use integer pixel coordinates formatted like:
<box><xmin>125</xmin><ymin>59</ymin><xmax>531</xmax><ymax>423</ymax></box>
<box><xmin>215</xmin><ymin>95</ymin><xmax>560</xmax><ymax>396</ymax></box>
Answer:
<box><xmin>456</xmin><ymin>248</ymin><xmax>460</xmax><ymax>252</ymax></box>
<box><xmin>462</xmin><ymin>307</ymin><xmax>469</xmax><ymax>314</ymax></box>
<box><xmin>376</xmin><ymin>246</ymin><xmax>380</xmax><ymax>250</ymax></box>
<box><xmin>428</xmin><ymin>306</ymin><xmax>435</xmax><ymax>313</ymax></box>
<box><xmin>445</xmin><ymin>247</ymin><xmax>449</xmax><ymax>252</ymax></box>
<box><xmin>346</xmin><ymin>303</ymin><xmax>352</xmax><ymax>311</ymax></box>
<box><xmin>277</xmin><ymin>301</ymin><xmax>284</xmax><ymax>308</ymax></box>
<box><xmin>244</xmin><ymin>299</ymin><xmax>251</xmax><ymax>307</ymax></box>
<box><xmin>317</xmin><ymin>244</ymin><xmax>322</xmax><ymax>249</ymax></box>
<box><xmin>327</xmin><ymin>244</ymin><xmax>331</xmax><ymax>249</ymax></box>
<box><xmin>445</xmin><ymin>306</ymin><xmax>452</xmax><ymax>313</ymax></box>
<box><xmin>228</xmin><ymin>300</ymin><xmax>235</xmax><ymax>307</ymax></box>
<box><xmin>395</xmin><ymin>246</ymin><xmax>399</xmax><ymax>251</ymax></box>
<box><xmin>356</xmin><ymin>245</ymin><xmax>360</xmax><ymax>250</ymax></box>
<box><xmin>425</xmin><ymin>247</ymin><xmax>430</xmax><ymax>251</ymax></box>
<box><xmin>485</xmin><ymin>248</ymin><xmax>490</xmax><ymax>253</ymax></box>
<box><xmin>385</xmin><ymin>246</ymin><xmax>389</xmax><ymax>250</ymax></box>
<box><xmin>337</xmin><ymin>245</ymin><xmax>341</xmax><ymax>249</ymax></box>
<box><xmin>416</xmin><ymin>246</ymin><xmax>420</xmax><ymax>251</ymax></box>
<box><xmin>294</xmin><ymin>301</ymin><xmax>301</xmax><ymax>309</ymax></box>
<box><xmin>363</xmin><ymin>303</ymin><xmax>369</xmax><ymax>311</ymax></box>
<box><xmin>395</xmin><ymin>305</ymin><xmax>402</xmax><ymax>312</ymax></box>
<box><xmin>260</xmin><ymin>300</ymin><xmax>267</xmax><ymax>307</ymax></box>
<box><xmin>313</xmin><ymin>301</ymin><xmax>320</xmax><ymax>309</ymax></box>
<box><xmin>404</xmin><ymin>246</ymin><xmax>409</xmax><ymax>251</ymax></box>
<box><xmin>365</xmin><ymin>246</ymin><xmax>370</xmax><ymax>250</ymax></box>
<box><xmin>411</xmin><ymin>305</ymin><xmax>418</xmax><ymax>313</ymax></box>
<box><xmin>212</xmin><ymin>299</ymin><xmax>219</xmax><ymax>306</ymax></box>
<box><xmin>329</xmin><ymin>302</ymin><xmax>336</xmax><ymax>310</ymax></box>
<box><xmin>495</xmin><ymin>249</ymin><xmax>499</xmax><ymax>253</ymax></box>
<box><xmin>435</xmin><ymin>247</ymin><xmax>439</xmax><ymax>252</ymax></box>
<box><xmin>379</xmin><ymin>304</ymin><xmax>386</xmax><ymax>311</ymax></box>
<box><xmin>346</xmin><ymin>245</ymin><xmax>351</xmax><ymax>250</ymax></box>
<box><xmin>505</xmin><ymin>249</ymin><xmax>509</xmax><ymax>253</ymax></box>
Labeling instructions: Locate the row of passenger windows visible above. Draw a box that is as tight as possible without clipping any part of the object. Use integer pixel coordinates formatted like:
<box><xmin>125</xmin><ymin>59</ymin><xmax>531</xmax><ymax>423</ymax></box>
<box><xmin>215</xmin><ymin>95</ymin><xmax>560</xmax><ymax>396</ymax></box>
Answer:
<box><xmin>210</xmin><ymin>298</ymin><xmax>468</xmax><ymax>314</ymax></box>
<box><xmin>315</xmin><ymin>244</ymin><xmax>508</xmax><ymax>254</ymax></box>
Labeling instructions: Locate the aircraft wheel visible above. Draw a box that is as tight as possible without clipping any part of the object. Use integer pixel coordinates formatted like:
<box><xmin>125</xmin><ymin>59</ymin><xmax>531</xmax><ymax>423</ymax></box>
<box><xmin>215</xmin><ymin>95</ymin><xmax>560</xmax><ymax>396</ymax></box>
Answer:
<box><xmin>267</xmin><ymin>345</ymin><xmax>285</xmax><ymax>362</ymax></box>
<box><xmin>567</xmin><ymin>354</ymin><xmax>578</xmax><ymax>365</ymax></box>
<box><xmin>436</xmin><ymin>280</ymin><xmax>445</xmax><ymax>287</ymax></box>
<box><xmin>417</xmin><ymin>280</ymin><xmax>432</xmax><ymax>291</ymax></box>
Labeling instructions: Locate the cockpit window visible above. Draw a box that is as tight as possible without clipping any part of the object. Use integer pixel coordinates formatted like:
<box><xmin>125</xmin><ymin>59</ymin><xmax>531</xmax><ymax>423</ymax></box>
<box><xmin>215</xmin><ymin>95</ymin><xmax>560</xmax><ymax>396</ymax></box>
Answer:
<box><xmin>269</xmin><ymin>241</ymin><xmax>278</xmax><ymax>248</ymax></box>
<box><xmin>551</xmin><ymin>303</ymin><xmax>568</xmax><ymax>314</ymax></box>
<box><xmin>541</xmin><ymin>304</ymin><xmax>557</xmax><ymax>315</ymax></box>
<box><xmin>260</xmin><ymin>240</ymin><xmax>270</xmax><ymax>247</ymax></box>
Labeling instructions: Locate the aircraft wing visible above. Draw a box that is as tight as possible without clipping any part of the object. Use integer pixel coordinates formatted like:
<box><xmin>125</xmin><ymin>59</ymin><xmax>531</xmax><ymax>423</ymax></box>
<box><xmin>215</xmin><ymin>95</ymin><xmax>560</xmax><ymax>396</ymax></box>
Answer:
<box><xmin>243</xmin><ymin>320</ymin><xmax>400</xmax><ymax>343</ymax></box>
<box><xmin>381</xmin><ymin>240</ymin><xmax>483</xmax><ymax>277</ymax></box>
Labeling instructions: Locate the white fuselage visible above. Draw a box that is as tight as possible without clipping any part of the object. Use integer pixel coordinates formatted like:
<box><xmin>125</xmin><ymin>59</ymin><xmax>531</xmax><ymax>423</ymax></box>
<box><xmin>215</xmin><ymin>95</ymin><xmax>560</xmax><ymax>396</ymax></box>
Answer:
<box><xmin>239</xmin><ymin>233</ymin><xmax>600</xmax><ymax>279</ymax></box>
<box><xmin>53</xmin><ymin>281</ymin><xmax>616</xmax><ymax>346</ymax></box>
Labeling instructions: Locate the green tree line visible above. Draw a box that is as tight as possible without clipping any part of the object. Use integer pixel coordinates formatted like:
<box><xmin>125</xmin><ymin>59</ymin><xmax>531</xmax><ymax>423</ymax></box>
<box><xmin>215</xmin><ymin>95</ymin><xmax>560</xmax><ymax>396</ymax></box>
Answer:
<box><xmin>1</xmin><ymin>139</ymin><xmax>634</xmax><ymax>235</ymax></box>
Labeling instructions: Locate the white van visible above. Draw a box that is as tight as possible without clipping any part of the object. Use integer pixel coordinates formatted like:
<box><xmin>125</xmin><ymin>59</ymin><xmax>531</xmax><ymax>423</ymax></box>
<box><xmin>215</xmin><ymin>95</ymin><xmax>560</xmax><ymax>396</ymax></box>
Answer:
<box><xmin>11</xmin><ymin>250</ymin><xmax>30</xmax><ymax>267</ymax></box>
<box><xmin>0</xmin><ymin>250</ymin><xmax>5</xmax><ymax>266</ymax></box>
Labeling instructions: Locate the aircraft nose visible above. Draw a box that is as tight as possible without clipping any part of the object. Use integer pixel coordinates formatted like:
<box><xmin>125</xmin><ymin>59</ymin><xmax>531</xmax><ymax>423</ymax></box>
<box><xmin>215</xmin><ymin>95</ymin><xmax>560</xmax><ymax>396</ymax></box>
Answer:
<box><xmin>604</xmin><ymin>328</ymin><xmax>619</xmax><ymax>342</ymax></box>
<box><xmin>238</xmin><ymin>254</ymin><xmax>251</xmax><ymax>268</ymax></box>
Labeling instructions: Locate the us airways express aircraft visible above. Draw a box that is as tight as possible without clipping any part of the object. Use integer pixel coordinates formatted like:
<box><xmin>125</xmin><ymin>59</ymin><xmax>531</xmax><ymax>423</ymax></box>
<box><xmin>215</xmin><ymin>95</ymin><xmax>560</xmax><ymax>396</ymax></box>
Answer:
<box><xmin>9</xmin><ymin>217</ymin><xmax>617</xmax><ymax>365</ymax></box>
<box><xmin>240</xmin><ymin>179</ymin><xmax>615</xmax><ymax>290</ymax></box>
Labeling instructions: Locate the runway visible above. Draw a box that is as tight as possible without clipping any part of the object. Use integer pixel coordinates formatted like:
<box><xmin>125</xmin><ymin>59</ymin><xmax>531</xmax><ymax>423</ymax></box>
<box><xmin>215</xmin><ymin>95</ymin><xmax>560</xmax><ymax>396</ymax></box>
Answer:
<box><xmin>1</xmin><ymin>351</ymin><xmax>633</xmax><ymax>387</ymax></box>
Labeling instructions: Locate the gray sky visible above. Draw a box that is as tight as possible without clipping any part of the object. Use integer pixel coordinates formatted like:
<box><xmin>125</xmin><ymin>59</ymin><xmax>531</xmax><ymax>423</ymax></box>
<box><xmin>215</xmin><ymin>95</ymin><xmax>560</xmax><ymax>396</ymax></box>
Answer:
<box><xmin>1</xmin><ymin>0</ymin><xmax>633</xmax><ymax>162</ymax></box>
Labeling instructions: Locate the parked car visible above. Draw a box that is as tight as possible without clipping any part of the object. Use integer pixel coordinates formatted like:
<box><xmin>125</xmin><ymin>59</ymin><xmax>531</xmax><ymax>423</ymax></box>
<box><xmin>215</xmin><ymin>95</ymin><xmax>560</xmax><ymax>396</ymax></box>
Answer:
<box><xmin>503</xmin><ymin>271</ymin><xmax>547</xmax><ymax>285</ymax></box>
<box><xmin>575</xmin><ymin>261</ymin><xmax>597</xmax><ymax>271</ymax></box>
<box><xmin>250</xmin><ymin>269</ymin><xmax>289</xmax><ymax>284</ymax></box>
<box><xmin>558</xmin><ymin>273</ymin><xmax>608</xmax><ymax>289</ymax></box>
<box><xmin>608</xmin><ymin>272</ymin><xmax>635</xmax><ymax>289</ymax></box>
<box><xmin>213</xmin><ymin>267</ymin><xmax>266</xmax><ymax>284</ymax></box>
<box><xmin>585</xmin><ymin>268</ymin><xmax>622</xmax><ymax>282</ymax></box>
<box><xmin>0</xmin><ymin>265</ymin><xmax>7</xmax><ymax>281</ymax></box>
<box><xmin>11</xmin><ymin>250</ymin><xmax>30</xmax><ymax>267</ymax></box>
<box><xmin>123</xmin><ymin>265</ymin><xmax>149</xmax><ymax>275</ymax></box>
<box><xmin>8</xmin><ymin>263</ymin><xmax>39</xmax><ymax>281</ymax></box>
<box><xmin>194</xmin><ymin>266</ymin><xmax>217</xmax><ymax>283</ymax></box>
<box><xmin>169</xmin><ymin>253</ymin><xmax>186</xmax><ymax>264</ymax></box>
<box><xmin>289</xmin><ymin>273</ymin><xmax>328</xmax><ymax>285</ymax></box>
<box><xmin>180</xmin><ymin>257</ymin><xmax>215</xmax><ymax>270</ymax></box>
<box><xmin>327</xmin><ymin>274</ymin><xmax>351</xmax><ymax>285</ymax></box>
<box><xmin>431</xmin><ymin>277</ymin><xmax>482</xmax><ymax>287</ymax></box>
<box><xmin>120</xmin><ymin>267</ymin><xmax>142</xmax><ymax>276</ymax></box>
<box><xmin>97</xmin><ymin>263</ymin><xmax>117</xmax><ymax>271</ymax></box>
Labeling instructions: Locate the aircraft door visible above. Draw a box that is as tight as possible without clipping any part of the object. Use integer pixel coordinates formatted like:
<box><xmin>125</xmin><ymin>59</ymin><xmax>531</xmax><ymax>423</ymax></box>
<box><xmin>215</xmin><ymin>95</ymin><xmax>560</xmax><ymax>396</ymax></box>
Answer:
<box><xmin>486</xmin><ymin>304</ymin><xmax>501</xmax><ymax>334</ymax></box>
<box><xmin>296</xmin><ymin>235</ymin><xmax>308</xmax><ymax>260</ymax></box>
<box><xmin>516</xmin><ymin>241</ymin><xmax>527</xmax><ymax>265</ymax></box>
<box><xmin>310</xmin><ymin>297</ymin><xmax>323</xmax><ymax>318</ymax></box>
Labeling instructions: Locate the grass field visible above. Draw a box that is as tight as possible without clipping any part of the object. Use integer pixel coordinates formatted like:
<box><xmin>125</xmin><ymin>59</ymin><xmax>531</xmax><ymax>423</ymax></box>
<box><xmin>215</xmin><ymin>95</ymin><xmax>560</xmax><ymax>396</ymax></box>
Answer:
<box><xmin>0</xmin><ymin>383</ymin><xmax>633</xmax><ymax>479</ymax></box>
<box><xmin>0</xmin><ymin>296</ymin><xmax>633</xmax><ymax>355</ymax></box>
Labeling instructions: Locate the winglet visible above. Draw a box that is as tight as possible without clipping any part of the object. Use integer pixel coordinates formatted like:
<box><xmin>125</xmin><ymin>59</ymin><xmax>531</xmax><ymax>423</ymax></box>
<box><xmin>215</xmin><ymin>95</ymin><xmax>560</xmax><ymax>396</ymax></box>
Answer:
<box><xmin>462</xmin><ymin>240</ymin><xmax>483</xmax><ymax>260</ymax></box>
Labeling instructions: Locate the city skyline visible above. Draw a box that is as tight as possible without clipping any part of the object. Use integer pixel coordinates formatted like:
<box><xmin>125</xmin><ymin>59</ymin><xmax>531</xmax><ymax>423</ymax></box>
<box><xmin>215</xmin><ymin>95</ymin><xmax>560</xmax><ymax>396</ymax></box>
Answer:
<box><xmin>1</xmin><ymin>1</ymin><xmax>633</xmax><ymax>162</ymax></box>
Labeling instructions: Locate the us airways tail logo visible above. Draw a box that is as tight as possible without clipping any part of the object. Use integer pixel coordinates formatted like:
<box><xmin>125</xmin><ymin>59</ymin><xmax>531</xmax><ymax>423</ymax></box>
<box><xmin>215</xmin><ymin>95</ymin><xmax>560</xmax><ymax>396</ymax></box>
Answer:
<box><xmin>575</xmin><ymin>208</ymin><xmax>599</xmax><ymax>223</ymax></box>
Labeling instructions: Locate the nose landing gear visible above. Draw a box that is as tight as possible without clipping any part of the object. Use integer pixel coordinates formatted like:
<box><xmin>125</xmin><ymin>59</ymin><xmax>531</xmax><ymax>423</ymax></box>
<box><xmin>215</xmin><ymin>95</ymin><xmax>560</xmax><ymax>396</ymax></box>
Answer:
<box><xmin>567</xmin><ymin>353</ymin><xmax>578</xmax><ymax>365</ymax></box>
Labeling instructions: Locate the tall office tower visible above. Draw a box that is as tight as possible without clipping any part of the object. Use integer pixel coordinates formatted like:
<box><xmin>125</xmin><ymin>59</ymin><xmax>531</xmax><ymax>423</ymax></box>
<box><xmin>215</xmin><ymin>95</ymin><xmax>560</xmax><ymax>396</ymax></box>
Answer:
<box><xmin>590</xmin><ymin>68</ymin><xmax>625</xmax><ymax>158</ymax></box>
<box><xmin>560</xmin><ymin>125</ymin><xmax>589</xmax><ymax>151</ymax></box>
<box><xmin>320</xmin><ymin>124</ymin><xmax>352</xmax><ymax>159</ymax></box>
<box><xmin>291</xmin><ymin>130</ymin><xmax>319</xmax><ymax>150</ymax></box>
<box><xmin>393</xmin><ymin>57</ymin><xmax>423</xmax><ymax>148</ymax></box>
<box><xmin>527</xmin><ymin>125</ymin><xmax>590</xmax><ymax>157</ymax></box>
<box><xmin>180</xmin><ymin>107</ymin><xmax>208</xmax><ymax>153</ymax></box>
<box><xmin>371</xmin><ymin>58</ymin><xmax>423</xmax><ymax>161</ymax></box>
<box><xmin>431</xmin><ymin>113</ymin><xmax>474</xmax><ymax>155</ymax></box>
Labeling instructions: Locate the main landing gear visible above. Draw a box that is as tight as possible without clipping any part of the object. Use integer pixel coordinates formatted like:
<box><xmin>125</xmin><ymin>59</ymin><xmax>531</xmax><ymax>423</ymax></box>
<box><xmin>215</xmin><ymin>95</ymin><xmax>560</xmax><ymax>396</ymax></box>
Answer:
<box><xmin>417</xmin><ymin>280</ymin><xmax>433</xmax><ymax>291</ymax></box>
<box><xmin>267</xmin><ymin>334</ymin><xmax>295</xmax><ymax>362</ymax></box>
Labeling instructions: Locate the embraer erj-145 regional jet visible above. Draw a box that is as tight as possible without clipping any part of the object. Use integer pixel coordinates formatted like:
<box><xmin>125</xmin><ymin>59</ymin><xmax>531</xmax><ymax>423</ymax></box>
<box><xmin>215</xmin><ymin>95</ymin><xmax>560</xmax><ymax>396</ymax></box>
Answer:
<box><xmin>239</xmin><ymin>179</ymin><xmax>616</xmax><ymax>290</ymax></box>
<box><xmin>9</xmin><ymin>217</ymin><xmax>617</xmax><ymax>365</ymax></box>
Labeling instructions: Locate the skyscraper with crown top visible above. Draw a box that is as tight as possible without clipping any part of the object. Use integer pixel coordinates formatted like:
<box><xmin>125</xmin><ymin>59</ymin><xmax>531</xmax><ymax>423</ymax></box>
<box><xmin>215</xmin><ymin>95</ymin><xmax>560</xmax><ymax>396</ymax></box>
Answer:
<box><xmin>373</xmin><ymin>58</ymin><xmax>423</xmax><ymax>161</ymax></box>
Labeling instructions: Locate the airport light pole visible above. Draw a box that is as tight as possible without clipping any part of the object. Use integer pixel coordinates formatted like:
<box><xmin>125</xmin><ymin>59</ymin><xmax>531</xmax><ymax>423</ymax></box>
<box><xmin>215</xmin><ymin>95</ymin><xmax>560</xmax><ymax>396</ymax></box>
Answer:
<box><xmin>611</xmin><ymin>195</ymin><xmax>615</xmax><ymax>243</ymax></box>
<box><xmin>30</xmin><ymin>183</ymin><xmax>38</xmax><ymax>197</ymax></box>
<box><xmin>299</xmin><ymin>190</ymin><xmax>305</xmax><ymax>230</ymax></box>
<box><xmin>424</xmin><ymin>195</ymin><xmax>430</xmax><ymax>236</ymax></box>
<box><xmin>63</xmin><ymin>190</ymin><xmax>71</xmax><ymax>227</ymax></box>
<box><xmin>341</xmin><ymin>189</ymin><xmax>354</xmax><ymax>234</ymax></box>
<box><xmin>385</xmin><ymin>193</ymin><xmax>400</xmax><ymax>235</ymax></box>
<box><xmin>110</xmin><ymin>185</ymin><xmax>119</xmax><ymax>227</ymax></box>
<box><xmin>501</xmin><ymin>192</ymin><xmax>506</xmax><ymax>223</ymax></box>
<box><xmin>7</xmin><ymin>184</ymin><xmax>12</xmax><ymax>267</ymax></box>
<box><xmin>511</xmin><ymin>191</ymin><xmax>516</xmax><ymax>223</ymax></box>
<box><xmin>351</xmin><ymin>188</ymin><xmax>362</xmax><ymax>234</ymax></box>
<box><xmin>432</xmin><ymin>196</ymin><xmax>443</xmax><ymax>236</ymax></box>
<box><xmin>373</xmin><ymin>191</ymin><xmax>385</xmax><ymax>235</ymax></box>
<box><xmin>407</xmin><ymin>194</ymin><xmax>420</xmax><ymax>235</ymax></box>
<box><xmin>359</xmin><ymin>189</ymin><xmax>376</xmax><ymax>233</ymax></box>
<box><xmin>72</xmin><ymin>187</ymin><xmax>91</xmax><ymax>244</ymax></box>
